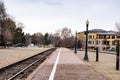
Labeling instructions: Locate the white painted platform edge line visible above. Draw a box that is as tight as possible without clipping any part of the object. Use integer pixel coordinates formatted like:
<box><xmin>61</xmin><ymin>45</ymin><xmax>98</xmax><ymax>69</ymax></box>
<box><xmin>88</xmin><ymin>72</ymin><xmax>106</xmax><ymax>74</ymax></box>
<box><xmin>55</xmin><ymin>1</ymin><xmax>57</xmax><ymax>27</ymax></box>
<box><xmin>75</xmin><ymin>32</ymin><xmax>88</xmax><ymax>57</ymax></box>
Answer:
<box><xmin>49</xmin><ymin>48</ymin><xmax>61</xmax><ymax>80</ymax></box>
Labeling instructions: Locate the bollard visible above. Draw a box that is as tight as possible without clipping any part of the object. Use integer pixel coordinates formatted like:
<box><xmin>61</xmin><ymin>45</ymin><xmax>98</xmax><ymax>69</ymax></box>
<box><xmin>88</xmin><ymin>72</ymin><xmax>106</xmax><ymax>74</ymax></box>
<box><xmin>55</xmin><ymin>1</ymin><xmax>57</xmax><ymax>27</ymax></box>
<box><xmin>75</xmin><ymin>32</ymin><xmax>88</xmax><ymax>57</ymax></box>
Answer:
<box><xmin>74</xmin><ymin>31</ymin><xmax>77</xmax><ymax>54</ymax></box>
<box><xmin>96</xmin><ymin>47</ymin><xmax>99</xmax><ymax>62</ymax></box>
<box><xmin>74</xmin><ymin>46</ymin><xmax>77</xmax><ymax>53</ymax></box>
<box><xmin>116</xmin><ymin>42</ymin><xmax>120</xmax><ymax>70</ymax></box>
<box><xmin>116</xmin><ymin>51</ymin><xmax>119</xmax><ymax>70</ymax></box>
<box><xmin>116</xmin><ymin>56</ymin><xmax>119</xmax><ymax>70</ymax></box>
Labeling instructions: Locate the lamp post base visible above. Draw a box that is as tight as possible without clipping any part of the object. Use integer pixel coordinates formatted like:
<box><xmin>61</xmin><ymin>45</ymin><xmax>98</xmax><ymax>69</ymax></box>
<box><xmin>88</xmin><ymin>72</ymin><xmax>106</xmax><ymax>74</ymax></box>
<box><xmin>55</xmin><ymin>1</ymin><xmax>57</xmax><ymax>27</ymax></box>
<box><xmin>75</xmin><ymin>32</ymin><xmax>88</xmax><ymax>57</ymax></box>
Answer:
<box><xmin>74</xmin><ymin>47</ymin><xmax>77</xmax><ymax>53</ymax></box>
<box><xmin>84</xmin><ymin>57</ymin><xmax>89</xmax><ymax>61</ymax></box>
<box><xmin>84</xmin><ymin>47</ymin><xmax>89</xmax><ymax>61</ymax></box>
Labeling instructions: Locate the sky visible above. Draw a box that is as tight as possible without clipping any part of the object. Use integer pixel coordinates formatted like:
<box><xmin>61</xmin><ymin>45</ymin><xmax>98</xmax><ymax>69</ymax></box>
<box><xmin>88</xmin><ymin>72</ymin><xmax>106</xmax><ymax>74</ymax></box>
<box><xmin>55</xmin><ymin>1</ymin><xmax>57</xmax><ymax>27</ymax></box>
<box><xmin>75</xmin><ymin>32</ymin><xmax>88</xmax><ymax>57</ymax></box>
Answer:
<box><xmin>3</xmin><ymin>0</ymin><xmax>120</xmax><ymax>34</ymax></box>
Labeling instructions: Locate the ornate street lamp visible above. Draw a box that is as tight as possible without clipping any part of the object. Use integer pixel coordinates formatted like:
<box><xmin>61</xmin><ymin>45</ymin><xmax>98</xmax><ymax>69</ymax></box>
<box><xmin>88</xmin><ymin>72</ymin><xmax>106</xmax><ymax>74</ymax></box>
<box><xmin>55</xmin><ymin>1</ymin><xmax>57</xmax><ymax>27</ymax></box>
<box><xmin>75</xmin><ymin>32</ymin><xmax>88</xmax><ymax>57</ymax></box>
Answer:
<box><xmin>84</xmin><ymin>20</ymin><xmax>89</xmax><ymax>61</ymax></box>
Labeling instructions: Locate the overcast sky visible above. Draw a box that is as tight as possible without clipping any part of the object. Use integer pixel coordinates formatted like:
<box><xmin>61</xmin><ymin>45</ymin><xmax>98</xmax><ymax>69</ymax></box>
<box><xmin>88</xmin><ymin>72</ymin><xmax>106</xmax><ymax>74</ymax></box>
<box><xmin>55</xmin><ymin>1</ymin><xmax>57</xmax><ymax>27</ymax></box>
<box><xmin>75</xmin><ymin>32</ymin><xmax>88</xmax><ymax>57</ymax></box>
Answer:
<box><xmin>3</xmin><ymin>0</ymin><xmax>120</xmax><ymax>34</ymax></box>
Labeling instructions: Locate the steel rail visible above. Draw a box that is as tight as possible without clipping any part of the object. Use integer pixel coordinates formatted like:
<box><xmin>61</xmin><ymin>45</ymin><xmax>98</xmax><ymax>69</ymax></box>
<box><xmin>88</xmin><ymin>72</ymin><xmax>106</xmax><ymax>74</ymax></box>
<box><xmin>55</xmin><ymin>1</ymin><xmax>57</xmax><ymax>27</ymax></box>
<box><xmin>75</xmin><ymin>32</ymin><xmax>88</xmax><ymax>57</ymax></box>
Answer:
<box><xmin>8</xmin><ymin>55</ymin><xmax>46</xmax><ymax>80</ymax></box>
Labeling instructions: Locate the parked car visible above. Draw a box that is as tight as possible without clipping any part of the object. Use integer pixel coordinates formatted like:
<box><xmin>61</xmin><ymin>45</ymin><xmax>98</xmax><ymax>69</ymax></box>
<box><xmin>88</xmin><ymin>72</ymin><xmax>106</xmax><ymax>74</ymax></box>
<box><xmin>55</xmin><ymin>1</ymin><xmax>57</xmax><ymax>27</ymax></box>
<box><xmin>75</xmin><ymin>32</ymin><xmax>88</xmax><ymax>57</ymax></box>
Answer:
<box><xmin>106</xmin><ymin>47</ymin><xmax>115</xmax><ymax>51</ymax></box>
<box><xmin>14</xmin><ymin>43</ymin><xmax>25</xmax><ymax>47</ymax></box>
<box><xmin>7</xmin><ymin>42</ymin><xmax>13</xmax><ymax>47</ymax></box>
<box><xmin>0</xmin><ymin>42</ymin><xmax>4</xmax><ymax>46</ymax></box>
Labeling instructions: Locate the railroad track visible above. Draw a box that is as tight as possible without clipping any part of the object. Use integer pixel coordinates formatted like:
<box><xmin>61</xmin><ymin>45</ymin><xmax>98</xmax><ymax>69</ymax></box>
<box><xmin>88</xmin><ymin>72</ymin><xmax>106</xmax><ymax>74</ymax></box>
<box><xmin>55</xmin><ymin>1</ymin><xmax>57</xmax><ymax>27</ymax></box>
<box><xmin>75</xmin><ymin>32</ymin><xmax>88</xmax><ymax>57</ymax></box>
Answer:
<box><xmin>0</xmin><ymin>48</ymin><xmax>56</xmax><ymax>80</ymax></box>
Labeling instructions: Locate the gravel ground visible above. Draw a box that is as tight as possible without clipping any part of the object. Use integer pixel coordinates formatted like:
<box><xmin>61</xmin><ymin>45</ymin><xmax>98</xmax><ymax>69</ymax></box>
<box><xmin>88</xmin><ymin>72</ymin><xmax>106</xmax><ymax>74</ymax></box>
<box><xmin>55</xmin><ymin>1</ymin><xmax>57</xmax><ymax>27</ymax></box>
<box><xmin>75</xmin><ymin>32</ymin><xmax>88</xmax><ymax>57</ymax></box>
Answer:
<box><xmin>0</xmin><ymin>47</ymin><xmax>50</xmax><ymax>68</ymax></box>
<box><xmin>77</xmin><ymin>51</ymin><xmax>120</xmax><ymax>80</ymax></box>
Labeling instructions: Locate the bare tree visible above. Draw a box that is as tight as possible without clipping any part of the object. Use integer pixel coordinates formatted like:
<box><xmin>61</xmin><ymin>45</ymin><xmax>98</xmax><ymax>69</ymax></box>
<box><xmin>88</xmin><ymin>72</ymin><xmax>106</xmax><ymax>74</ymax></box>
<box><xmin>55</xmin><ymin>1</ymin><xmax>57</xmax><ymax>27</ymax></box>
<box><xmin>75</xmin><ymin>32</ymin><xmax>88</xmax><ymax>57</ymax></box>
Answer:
<box><xmin>17</xmin><ymin>22</ymin><xmax>24</xmax><ymax>29</ymax></box>
<box><xmin>49</xmin><ymin>34</ymin><xmax>61</xmax><ymax>47</ymax></box>
<box><xmin>62</xmin><ymin>36</ymin><xmax>75</xmax><ymax>48</ymax></box>
<box><xmin>77</xmin><ymin>32</ymin><xmax>85</xmax><ymax>48</ymax></box>
<box><xmin>31</xmin><ymin>32</ymin><xmax>43</xmax><ymax>47</ymax></box>
<box><xmin>0</xmin><ymin>1</ymin><xmax>7</xmax><ymax>47</ymax></box>
<box><xmin>52</xmin><ymin>27</ymin><xmax>75</xmax><ymax>48</ymax></box>
<box><xmin>61</xmin><ymin>27</ymin><xmax>72</xmax><ymax>39</ymax></box>
<box><xmin>25</xmin><ymin>33</ymin><xmax>31</xmax><ymax>46</ymax></box>
<box><xmin>4</xmin><ymin>18</ymin><xmax>16</xmax><ymax>40</ymax></box>
<box><xmin>0</xmin><ymin>1</ymin><xmax>16</xmax><ymax>48</ymax></box>
<box><xmin>0</xmin><ymin>1</ymin><xmax>6</xmax><ymax>20</ymax></box>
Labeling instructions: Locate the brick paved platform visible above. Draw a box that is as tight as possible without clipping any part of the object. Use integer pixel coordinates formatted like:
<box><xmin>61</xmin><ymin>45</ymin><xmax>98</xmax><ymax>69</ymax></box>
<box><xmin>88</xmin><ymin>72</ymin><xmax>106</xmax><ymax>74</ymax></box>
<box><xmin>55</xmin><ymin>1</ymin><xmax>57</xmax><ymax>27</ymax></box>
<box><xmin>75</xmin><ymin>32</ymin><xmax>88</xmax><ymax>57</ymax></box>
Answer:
<box><xmin>26</xmin><ymin>48</ymin><xmax>111</xmax><ymax>80</ymax></box>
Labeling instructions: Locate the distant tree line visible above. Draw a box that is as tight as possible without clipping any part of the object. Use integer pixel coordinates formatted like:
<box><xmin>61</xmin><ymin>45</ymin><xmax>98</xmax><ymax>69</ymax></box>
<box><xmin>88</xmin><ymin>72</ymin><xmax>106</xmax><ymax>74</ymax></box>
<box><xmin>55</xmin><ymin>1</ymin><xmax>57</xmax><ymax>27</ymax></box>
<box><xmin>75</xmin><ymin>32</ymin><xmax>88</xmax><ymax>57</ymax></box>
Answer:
<box><xmin>23</xmin><ymin>27</ymin><xmax>80</xmax><ymax>48</ymax></box>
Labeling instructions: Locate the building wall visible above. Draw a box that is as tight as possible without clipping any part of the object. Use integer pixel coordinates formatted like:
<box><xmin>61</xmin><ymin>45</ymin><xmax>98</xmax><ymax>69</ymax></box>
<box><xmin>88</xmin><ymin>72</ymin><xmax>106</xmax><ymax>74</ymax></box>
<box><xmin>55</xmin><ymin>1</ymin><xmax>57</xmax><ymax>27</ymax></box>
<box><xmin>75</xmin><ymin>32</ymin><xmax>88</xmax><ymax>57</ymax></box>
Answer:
<box><xmin>78</xmin><ymin>31</ymin><xmax>117</xmax><ymax>52</ymax></box>
<box><xmin>88</xmin><ymin>32</ymin><xmax>97</xmax><ymax>49</ymax></box>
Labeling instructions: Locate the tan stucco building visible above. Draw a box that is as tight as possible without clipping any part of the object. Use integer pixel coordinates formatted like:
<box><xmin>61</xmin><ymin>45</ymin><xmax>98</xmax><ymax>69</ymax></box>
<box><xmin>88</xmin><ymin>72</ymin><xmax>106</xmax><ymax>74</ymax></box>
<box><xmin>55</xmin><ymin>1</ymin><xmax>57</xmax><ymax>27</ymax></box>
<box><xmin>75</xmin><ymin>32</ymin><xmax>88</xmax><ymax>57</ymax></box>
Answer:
<box><xmin>77</xmin><ymin>29</ymin><xmax>118</xmax><ymax>52</ymax></box>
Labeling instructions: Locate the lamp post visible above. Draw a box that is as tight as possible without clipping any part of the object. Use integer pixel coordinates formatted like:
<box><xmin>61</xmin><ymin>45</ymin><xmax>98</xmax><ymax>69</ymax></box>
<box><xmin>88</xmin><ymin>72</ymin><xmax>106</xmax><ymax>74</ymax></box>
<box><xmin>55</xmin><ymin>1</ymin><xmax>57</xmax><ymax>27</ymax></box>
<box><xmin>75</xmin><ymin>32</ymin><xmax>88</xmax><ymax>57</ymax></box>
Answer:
<box><xmin>74</xmin><ymin>31</ymin><xmax>77</xmax><ymax>53</ymax></box>
<box><xmin>84</xmin><ymin>20</ymin><xmax>89</xmax><ymax>61</ymax></box>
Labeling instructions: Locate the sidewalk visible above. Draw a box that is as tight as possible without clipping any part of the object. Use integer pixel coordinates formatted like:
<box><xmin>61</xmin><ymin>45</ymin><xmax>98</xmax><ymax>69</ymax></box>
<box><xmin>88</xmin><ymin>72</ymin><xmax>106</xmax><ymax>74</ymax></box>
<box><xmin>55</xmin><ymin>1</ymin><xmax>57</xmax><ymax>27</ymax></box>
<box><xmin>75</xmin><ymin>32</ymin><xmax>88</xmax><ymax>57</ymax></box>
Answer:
<box><xmin>26</xmin><ymin>48</ymin><xmax>111</xmax><ymax>80</ymax></box>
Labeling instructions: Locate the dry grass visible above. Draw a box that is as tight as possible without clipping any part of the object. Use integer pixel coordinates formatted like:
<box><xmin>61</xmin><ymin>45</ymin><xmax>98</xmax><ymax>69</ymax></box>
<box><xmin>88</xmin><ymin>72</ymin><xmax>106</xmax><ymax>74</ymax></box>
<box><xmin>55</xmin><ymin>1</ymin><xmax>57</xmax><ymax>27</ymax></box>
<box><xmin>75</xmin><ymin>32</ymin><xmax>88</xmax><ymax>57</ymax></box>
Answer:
<box><xmin>77</xmin><ymin>51</ymin><xmax>120</xmax><ymax>80</ymax></box>
<box><xmin>0</xmin><ymin>47</ymin><xmax>50</xmax><ymax>68</ymax></box>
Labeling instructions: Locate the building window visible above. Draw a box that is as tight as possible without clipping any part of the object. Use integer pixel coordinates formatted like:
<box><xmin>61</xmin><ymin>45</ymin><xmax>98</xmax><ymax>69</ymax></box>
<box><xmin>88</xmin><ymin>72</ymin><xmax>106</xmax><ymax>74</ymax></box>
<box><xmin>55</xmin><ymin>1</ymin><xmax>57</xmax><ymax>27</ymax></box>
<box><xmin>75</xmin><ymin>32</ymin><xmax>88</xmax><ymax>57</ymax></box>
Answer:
<box><xmin>106</xmin><ymin>35</ymin><xmax>110</xmax><ymax>39</ymax></box>
<box><xmin>102</xmin><ymin>41</ymin><xmax>106</xmax><ymax>45</ymax></box>
<box><xmin>88</xmin><ymin>41</ymin><xmax>92</xmax><ymax>44</ymax></box>
<box><xmin>112</xmin><ymin>35</ymin><xmax>115</xmax><ymax>39</ymax></box>
<box><xmin>96</xmin><ymin>36</ymin><xmax>99</xmax><ymax>39</ymax></box>
<box><xmin>99</xmin><ymin>35</ymin><xmax>104</xmax><ymax>39</ymax></box>
<box><xmin>96</xmin><ymin>40</ymin><xmax>98</xmax><ymax>45</ymax></box>
<box><xmin>106</xmin><ymin>41</ymin><xmax>110</xmax><ymax>45</ymax></box>
<box><xmin>103</xmin><ymin>35</ymin><xmax>106</xmax><ymax>39</ymax></box>
<box><xmin>112</xmin><ymin>41</ymin><xmax>115</xmax><ymax>45</ymax></box>
<box><xmin>89</xmin><ymin>35</ymin><xmax>92</xmax><ymax>39</ymax></box>
<box><xmin>99</xmin><ymin>35</ymin><xmax>102</xmax><ymax>39</ymax></box>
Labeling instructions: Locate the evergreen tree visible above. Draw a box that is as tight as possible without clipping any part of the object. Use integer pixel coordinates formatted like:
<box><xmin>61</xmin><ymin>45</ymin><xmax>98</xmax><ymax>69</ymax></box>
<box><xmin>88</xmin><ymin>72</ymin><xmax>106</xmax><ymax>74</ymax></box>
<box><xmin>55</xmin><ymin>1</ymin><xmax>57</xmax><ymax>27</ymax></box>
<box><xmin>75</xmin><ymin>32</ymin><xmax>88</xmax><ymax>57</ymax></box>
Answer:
<box><xmin>13</xmin><ymin>27</ymin><xmax>25</xmax><ymax>44</ymax></box>
<box><xmin>43</xmin><ymin>33</ymin><xmax>51</xmax><ymax>45</ymax></box>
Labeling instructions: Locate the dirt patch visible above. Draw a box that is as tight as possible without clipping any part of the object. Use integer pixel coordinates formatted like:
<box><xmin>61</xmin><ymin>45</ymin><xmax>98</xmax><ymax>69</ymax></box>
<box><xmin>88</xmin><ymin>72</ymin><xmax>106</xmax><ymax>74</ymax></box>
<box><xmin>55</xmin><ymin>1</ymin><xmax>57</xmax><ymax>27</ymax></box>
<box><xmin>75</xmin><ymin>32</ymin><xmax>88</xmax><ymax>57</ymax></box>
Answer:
<box><xmin>77</xmin><ymin>51</ymin><xmax>120</xmax><ymax>80</ymax></box>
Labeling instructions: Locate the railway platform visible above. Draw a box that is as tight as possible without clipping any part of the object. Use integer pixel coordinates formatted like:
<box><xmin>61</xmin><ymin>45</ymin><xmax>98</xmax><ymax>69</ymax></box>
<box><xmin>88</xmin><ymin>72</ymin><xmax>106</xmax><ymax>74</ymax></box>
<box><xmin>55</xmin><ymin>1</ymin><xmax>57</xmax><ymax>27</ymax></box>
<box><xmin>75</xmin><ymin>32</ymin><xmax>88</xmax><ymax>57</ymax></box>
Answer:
<box><xmin>26</xmin><ymin>48</ymin><xmax>111</xmax><ymax>80</ymax></box>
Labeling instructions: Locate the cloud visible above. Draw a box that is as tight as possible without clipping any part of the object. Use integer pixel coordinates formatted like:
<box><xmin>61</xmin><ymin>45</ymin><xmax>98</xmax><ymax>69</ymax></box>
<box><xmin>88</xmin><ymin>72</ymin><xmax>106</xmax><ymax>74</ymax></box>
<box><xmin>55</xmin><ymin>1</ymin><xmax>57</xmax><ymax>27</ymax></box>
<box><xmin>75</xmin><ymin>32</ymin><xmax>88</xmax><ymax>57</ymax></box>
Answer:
<box><xmin>3</xmin><ymin>0</ymin><xmax>120</xmax><ymax>34</ymax></box>
<box><xmin>40</xmin><ymin>0</ymin><xmax>63</xmax><ymax>5</ymax></box>
<box><xmin>9</xmin><ymin>0</ymin><xmax>63</xmax><ymax>6</ymax></box>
